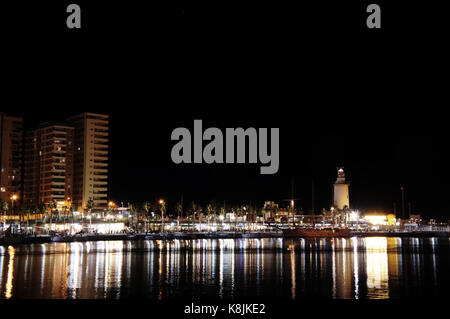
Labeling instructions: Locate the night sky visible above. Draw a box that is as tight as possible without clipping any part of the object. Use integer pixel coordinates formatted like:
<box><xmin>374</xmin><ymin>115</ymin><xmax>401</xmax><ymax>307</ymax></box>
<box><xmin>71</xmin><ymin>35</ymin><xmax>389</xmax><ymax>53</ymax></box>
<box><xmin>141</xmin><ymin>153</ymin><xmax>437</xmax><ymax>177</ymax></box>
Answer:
<box><xmin>4</xmin><ymin>1</ymin><xmax>447</xmax><ymax>218</ymax></box>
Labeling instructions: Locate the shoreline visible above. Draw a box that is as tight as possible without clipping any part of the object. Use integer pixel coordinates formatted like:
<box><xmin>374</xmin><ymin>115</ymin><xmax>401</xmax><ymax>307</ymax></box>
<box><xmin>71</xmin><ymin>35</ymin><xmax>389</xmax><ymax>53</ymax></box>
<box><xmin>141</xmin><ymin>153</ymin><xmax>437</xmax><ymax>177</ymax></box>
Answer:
<box><xmin>1</xmin><ymin>230</ymin><xmax>450</xmax><ymax>245</ymax></box>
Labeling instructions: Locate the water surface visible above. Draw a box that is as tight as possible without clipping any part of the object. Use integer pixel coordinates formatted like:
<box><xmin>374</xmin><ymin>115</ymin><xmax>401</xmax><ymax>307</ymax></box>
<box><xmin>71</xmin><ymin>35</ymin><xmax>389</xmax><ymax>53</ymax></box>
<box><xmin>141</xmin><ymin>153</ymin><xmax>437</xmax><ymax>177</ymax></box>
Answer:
<box><xmin>1</xmin><ymin>237</ymin><xmax>449</xmax><ymax>299</ymax></box>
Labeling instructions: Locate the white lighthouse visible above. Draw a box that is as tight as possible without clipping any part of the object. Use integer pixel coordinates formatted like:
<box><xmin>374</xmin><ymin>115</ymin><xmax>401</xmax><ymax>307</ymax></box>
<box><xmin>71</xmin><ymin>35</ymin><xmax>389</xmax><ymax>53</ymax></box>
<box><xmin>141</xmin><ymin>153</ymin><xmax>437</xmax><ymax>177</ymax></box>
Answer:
<box><xmin>333</xmin><ymin>167</ymin><xmax>350</xmax><ymax>210</ymax></box>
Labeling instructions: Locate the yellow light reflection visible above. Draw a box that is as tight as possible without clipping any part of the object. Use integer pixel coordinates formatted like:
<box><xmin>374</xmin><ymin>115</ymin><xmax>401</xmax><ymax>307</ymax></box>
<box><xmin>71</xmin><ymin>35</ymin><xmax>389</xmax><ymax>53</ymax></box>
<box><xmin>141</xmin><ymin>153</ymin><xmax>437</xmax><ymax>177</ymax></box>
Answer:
<box><xmin>5</xmin><ymin>246</ymin><xmax>15</xmax><ymax>299</ymax></box>
<box><xmin>365</xmin><ymin>237</ymin><xmax>389</xmax><ymax>299</ymax></box>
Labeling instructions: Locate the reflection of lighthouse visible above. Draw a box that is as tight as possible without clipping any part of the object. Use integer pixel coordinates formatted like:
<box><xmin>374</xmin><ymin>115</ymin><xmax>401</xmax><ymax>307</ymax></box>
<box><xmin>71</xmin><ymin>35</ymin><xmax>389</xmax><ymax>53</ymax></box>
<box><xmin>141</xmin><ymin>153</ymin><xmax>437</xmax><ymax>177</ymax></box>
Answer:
<box><xmin>333</xmin><ymin>167</ymin><xmax>350</xmax><ymax>209</ymax></box>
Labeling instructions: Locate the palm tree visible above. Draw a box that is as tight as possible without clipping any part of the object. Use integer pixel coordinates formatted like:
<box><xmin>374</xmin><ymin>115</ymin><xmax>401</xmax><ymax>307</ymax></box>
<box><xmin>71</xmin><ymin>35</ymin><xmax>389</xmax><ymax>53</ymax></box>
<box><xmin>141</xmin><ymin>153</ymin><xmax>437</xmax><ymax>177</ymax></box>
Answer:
<box><xmin>49</xmin><ymin>199</ymin><xmax>57</xmax><ymax>232</ymax></box>
<box><xmin>25</xmin><ymin>206</ymin><xmax>32</xmax><ymax>235</ymax></box>
<box><xmin>129</xmin><ymin>203</ymin><xmax>136</xmax><ymax>229</ymax></box>
<box><xmin>197</xmin><ymin>204</ymin><xmax>203</xmax><ymax>230</ymax></box>
<box><xmin>175</xmin><ymin>202</ymin><xmax>182</xmax><ymax>229</ymax></box>
<box><xmin>86</xmin><ymin>199</ymin><xmax>95</xmax><ymax>214</ymax></box>
<box><xmin>175</xmin><ymin>202</ymin><xmax>183</xmax><ymax>218</ymax></box>
<box><xmin>143</xmin><ymin>201</ymin><xmax>152</xmax><ymax>219</ymax></box>
<box><xmin>189</xmin><ymin>201</ymin><xmax>197</xmax><ymax>229</ymax></box>
<box><xmin>142</xmin><ymin>201</ymin><xmax>154</xmax><ymax>232</ymax></box>
<box><xmin>189</xmin><ymin>201</ymin><xmax>197</xmax><ymax>214</ymax></box>
<box><xmin>206</xmin><ymin>203</ymin><xmax>213</xmax><ymax>218</ymax></box>
<box><xmin>35</xmin><ymin>204</ymin><xmax>45</xmax><ymax>234</ymax></box>
<box><xmin>0</xmin><ymin>200</ymin><xmax>8</xmax><ymax>229</ymax></box>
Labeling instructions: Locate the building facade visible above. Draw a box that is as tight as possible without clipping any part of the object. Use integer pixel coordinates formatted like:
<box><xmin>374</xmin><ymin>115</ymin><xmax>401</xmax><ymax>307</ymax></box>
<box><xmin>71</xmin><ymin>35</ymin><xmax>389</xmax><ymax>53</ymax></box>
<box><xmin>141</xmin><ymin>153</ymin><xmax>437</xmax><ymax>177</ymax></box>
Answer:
<box><xmin>23</xmin><ymin>123</ymin><xmax>74</xmax><ymax>209</ymax></box>
<box><xmin>67</xmin><ymin>113</ymin><xmax>109</xmax><ymax>211</ymax></box>
<box><xmin>0</xmin><ymin>113</ymin><xmax>23</xmax><ymax>203</ymax></box>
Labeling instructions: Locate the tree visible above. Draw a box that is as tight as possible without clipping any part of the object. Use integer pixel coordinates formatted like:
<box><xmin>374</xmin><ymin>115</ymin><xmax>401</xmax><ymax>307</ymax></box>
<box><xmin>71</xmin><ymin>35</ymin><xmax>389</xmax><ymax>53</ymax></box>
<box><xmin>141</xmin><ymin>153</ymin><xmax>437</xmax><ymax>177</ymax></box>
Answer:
<box><xmin>190</xmin><ymin>201</ymin><xmax>197</xmax><ymax>213</ymax></box>
<box><xmin>86</xmin><ymin>199</ymin><xmax>95</xmax><ymax>212</ymax></box>
<box><xmin>143</xmin><ymin>201</ymin><xmax>152</xmax><ymax>218</ymax></box>
<box><xmin>39</xmin><ymin>203</ymin><xmax>46</xmax><ymax>217</ymax></box>
<box><xmin>206</xmin><ymin>203</ymin><xmax>213</xmax><ymax>221</ymax></box>
<box><xmin>0</xmin><ymin>199</ymin><xmax>8</xmax><ymax>213</ymax></box>
<box><xmin>175</xmin><ymin>202</ymin><xmax>183</xmax><ymax>218</ymax></box>
<box><xmin>0</xmin><ymin>200</ymin><xmax>8</xmax><ymax>226</ymax></box>
<box><xmin>49</xmin><ymin>199</ymin><xmax>57</xmax><ymax>229</ymax></box>
<box><xmin>187</xmin><ymin>201</ymin><xmax>195</xmax><ymax>221</ymax></box>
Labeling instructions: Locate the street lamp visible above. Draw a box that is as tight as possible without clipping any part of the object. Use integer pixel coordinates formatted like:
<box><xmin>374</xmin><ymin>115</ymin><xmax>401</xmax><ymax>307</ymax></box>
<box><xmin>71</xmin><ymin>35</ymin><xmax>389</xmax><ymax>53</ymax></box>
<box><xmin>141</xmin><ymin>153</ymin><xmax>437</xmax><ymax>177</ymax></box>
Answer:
<box><xmin>159</xmin><ymin>199</ymin><xmax>165</xmax><ymax>232</ymax></box>
<box><xmin>10</xmin><ymin>194</ymin><xmax>17</xmax><ymax>212</ymax></box>
<box><xmin>10</xmin><ymin>194</ymin><xmax>18</xmax><ymax>232</ymax></box>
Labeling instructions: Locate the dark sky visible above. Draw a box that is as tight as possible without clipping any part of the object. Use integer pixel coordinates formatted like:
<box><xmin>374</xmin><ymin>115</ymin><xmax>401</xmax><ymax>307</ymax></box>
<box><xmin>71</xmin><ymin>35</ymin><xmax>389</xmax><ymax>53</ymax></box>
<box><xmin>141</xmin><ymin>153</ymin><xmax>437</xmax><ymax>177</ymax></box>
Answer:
<box><xmin>4</xmin><ymin>1</ymin><xmax>447</xmax><ymax>218</ymax></box>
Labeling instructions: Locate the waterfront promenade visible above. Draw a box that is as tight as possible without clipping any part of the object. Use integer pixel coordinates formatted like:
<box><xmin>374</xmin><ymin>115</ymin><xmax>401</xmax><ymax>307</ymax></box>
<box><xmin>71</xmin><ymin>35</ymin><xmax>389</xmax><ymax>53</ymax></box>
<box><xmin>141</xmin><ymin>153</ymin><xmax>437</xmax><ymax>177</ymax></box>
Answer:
<box><xmin>1</xmin><ymin>229</ymin><xmax>450</xmax><ymax>245</ymax></box>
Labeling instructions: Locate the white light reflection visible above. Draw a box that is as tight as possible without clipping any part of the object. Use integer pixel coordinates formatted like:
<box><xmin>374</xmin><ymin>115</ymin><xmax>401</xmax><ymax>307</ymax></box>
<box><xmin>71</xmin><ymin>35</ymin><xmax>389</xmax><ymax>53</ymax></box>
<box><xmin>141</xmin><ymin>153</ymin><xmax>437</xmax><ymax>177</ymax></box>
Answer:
<box><xmin>40</xmin><ymin>244</ymin><xmax>46</xmax><ymax>292</ymax></box>
<box><xmin>219</xmin><ymin>239</ymin><xmax>224</xmax><ymax>299</ymax></box>
<box><xmin>0</xmin><ymin>246</ymin><xmax>5</xmax><ymax>287</ymax></box>
<box><xmin>431</xmin><ymin>238</ymin><xmax>437</xmax><ymax>283</ymax></box>
<box><xmin>351</xmin><ymin>237</ymin><xmax>359</xmax><ymax>299</ymax></box>
<box><xmin>332</xmin><ymin>238</ymin><xmax>336</xmax><ymax>298</ymax></box>
<box><xmin>68</xmin><ymin>242</ymin><xmax>83</xmax><ymax>298</ymax></box>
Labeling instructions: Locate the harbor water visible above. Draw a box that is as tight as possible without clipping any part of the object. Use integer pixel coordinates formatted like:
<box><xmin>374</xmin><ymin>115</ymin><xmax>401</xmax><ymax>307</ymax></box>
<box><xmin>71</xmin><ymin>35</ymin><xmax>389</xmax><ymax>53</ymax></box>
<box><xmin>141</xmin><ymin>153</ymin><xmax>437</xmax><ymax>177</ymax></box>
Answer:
<box><xmin>1</xmin><ymin>237</ymin><xmax>449</xmax><ymax>299</ymax></box>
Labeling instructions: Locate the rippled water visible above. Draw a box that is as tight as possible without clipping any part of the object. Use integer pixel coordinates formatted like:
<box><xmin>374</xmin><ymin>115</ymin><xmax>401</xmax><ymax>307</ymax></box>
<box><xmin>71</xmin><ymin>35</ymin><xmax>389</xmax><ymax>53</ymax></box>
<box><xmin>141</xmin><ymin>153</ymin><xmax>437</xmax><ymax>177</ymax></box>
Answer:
<box><xmin>1</xmin><ymin>237</ymin><xmax>449</xmax><ymax>299</ymax></box>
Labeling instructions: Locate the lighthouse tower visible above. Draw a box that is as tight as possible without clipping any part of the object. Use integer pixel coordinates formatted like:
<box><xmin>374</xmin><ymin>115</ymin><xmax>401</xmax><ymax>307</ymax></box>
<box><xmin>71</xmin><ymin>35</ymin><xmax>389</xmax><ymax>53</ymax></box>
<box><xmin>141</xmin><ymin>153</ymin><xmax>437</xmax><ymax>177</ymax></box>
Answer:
<box><xmin>333</xmin><ymin>167</ymin><xmax>350</xmax><ymax>210</ymax></box>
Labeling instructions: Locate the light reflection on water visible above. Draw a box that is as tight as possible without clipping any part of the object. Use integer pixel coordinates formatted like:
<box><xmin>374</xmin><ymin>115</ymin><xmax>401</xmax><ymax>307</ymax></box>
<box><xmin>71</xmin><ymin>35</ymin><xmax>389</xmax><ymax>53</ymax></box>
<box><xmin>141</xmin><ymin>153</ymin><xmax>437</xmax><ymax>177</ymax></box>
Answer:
<box><xmin>0</xmin><ymin>237</ymin><xmax>449</xmax><ymax>299</ymax></box>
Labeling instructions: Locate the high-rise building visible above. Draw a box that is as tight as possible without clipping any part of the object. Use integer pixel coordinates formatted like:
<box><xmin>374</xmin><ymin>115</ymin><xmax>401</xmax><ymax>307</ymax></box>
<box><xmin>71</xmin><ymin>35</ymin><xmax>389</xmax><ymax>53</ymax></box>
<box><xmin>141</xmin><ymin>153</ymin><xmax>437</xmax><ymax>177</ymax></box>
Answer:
<box><xmin>0</xmin><ymin>113</ymin><xmax>23</xmax><ymax>203</ymax></box>
<box><xmin>67</xmin><ymin>113</ymin><xmax>109</xmax><ymax>211</ymax></box>
<box><xmin>333</xmin><ymin>167</ymin><xmax>350</xmax><ymax>210</ymax></box>
<box><xmin>23</xmin><ymin>123</ymin><xmax>74</xmax><ymax>209</ymax></box>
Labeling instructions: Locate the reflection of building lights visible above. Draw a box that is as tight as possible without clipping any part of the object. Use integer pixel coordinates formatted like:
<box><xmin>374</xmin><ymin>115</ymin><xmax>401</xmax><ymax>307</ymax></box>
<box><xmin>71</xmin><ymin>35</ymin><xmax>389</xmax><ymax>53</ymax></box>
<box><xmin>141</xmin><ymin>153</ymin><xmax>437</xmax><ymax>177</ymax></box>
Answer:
<box><xmin>365</xmin><ymin>237</ymin><xmax>389</xmax><ymax>298</ymax></box>
<box><xmin>5</xmin><ymin>246</ymin><xmax>15</xmax><ymax>299</ymax></box>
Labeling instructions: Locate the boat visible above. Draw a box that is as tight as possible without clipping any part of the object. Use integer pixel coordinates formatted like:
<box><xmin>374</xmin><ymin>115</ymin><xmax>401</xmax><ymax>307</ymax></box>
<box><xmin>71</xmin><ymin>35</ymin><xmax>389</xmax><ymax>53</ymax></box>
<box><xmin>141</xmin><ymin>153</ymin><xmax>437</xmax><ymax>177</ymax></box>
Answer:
<box><xmin>282</xmin><ymin>227</ymin><xmax>350</xmax><ymax>238</ymax></box>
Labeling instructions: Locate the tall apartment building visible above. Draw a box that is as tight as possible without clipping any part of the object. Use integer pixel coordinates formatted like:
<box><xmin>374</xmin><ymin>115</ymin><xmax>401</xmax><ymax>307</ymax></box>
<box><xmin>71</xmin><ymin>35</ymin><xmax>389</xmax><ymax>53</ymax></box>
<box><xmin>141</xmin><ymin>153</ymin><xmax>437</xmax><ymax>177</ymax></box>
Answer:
<box><xmin>23</xmin><ymin>123</ymin><xmax>74</xmax><ymax>208</ymax></box>
<box><xmin>0</xmin><ymin>113</ymin><xmax>23</xmax><ymax>203</ymax></box>
<box><xmin>67</xmin><ymin>113</ymin><xmax>109</xmax><ymax>211</ymax></box>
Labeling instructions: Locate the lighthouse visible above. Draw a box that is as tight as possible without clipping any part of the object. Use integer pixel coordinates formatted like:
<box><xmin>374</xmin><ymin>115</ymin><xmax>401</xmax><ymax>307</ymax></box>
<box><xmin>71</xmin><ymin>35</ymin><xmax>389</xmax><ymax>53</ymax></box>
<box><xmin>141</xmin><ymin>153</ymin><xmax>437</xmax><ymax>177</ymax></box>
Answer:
<box><xmin>333</xmin><ymin>167</ymin><xmax>350</xmax><ymax>210</ymax></box>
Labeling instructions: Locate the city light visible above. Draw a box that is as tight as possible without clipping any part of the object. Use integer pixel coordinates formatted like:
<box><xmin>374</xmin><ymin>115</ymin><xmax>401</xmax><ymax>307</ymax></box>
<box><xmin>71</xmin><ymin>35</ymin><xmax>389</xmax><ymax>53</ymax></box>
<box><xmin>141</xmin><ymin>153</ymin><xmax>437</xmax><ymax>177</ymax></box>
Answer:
<box><xmin>364</xmin><ymin>214</ymin><xmax>388</xmax><ymax>226</ymax></box>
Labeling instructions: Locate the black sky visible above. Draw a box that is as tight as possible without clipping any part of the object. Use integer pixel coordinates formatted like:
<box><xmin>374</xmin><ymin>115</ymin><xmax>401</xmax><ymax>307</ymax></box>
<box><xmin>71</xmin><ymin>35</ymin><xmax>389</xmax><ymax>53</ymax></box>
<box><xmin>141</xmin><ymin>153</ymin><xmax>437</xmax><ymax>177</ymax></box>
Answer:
<box><xmin>4</xmin><ymin>1</ymin><xmax>447</xmax><ymax>218</ymax></box>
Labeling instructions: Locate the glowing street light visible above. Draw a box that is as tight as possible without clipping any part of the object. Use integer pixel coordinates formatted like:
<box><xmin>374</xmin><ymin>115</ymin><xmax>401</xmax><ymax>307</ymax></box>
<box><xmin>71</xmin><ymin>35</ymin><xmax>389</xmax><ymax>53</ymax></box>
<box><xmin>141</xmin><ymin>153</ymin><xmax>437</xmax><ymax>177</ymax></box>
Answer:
<box><xmin>10</xmin><ymin>194</ymin><xmax>18</xmax><ymax>215</ymax></box>
<box><xmin>9</xmin><ymin>194</ymin><xmax>18</xmax><ymax>230</ymax></box>
<box><xmin>159</xmin><ymin>199</ymin><xmax>165</xmax><ymax>231</ymax></box>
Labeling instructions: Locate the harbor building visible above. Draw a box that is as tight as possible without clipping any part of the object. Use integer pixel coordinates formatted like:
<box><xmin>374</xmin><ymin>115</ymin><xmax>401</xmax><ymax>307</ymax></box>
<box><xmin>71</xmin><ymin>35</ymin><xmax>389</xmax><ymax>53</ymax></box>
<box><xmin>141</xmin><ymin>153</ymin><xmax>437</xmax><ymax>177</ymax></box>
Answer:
<box><xmin>0</xmin><ymin>113</ymin><xmax>23</xmax><ymax>203</ymax></box>
<box><xmin>67</xmin><ymin>113</ymin><xmax>109</xmax><ymax>212</ymax></box>
<box><xmin>23</xmin><ymin>123</ymin><xmax>74</xmax><ymax>209</ymax></box>
<box><xmin>333</xmin><ymin>167</ymin><xmax>350</xmax><ymax>210</ymax></box>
